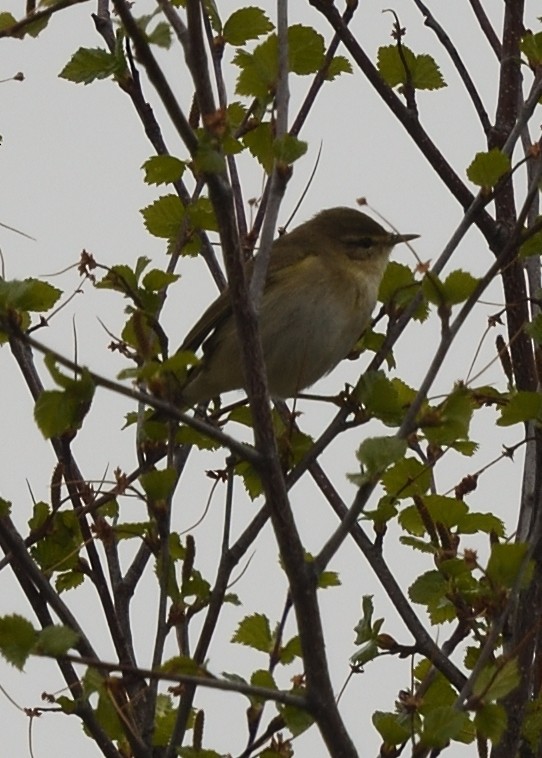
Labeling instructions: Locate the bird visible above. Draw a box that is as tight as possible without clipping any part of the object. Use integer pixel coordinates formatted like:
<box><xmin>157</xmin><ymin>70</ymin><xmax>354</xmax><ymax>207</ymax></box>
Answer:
<box><xmin>177</xmin><ymin>206</ymin><xmax>418</xmax><ymax>407</ymax></box>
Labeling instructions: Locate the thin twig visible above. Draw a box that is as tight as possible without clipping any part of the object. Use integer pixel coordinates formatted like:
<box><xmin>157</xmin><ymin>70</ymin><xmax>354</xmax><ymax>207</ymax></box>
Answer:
<box><xmin>411</xmin><ymin>0</ymin><xmax>491</xmax><ymax>134</ymax></box>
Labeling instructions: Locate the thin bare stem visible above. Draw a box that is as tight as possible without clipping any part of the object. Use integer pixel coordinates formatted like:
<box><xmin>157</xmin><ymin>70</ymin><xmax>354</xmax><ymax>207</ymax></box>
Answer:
<box><xmin>411</xmin><ymin>0</ymin><xmax>491</xmax><ymax>134</ymax></box>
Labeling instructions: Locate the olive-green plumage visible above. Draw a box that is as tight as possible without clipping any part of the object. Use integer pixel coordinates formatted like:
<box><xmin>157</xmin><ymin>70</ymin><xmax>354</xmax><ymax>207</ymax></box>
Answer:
<box><xmin>179</xmin><ymin>207</ymin><xmax>418</xmax><ymax>405</ymax></box>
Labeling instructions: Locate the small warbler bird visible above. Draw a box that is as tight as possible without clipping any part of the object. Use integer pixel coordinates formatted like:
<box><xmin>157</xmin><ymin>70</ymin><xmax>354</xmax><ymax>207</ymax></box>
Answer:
<box><xmin>179</xmin><ymin>207</ymin><xmax>418</xmax><ymax>406</ymax></box>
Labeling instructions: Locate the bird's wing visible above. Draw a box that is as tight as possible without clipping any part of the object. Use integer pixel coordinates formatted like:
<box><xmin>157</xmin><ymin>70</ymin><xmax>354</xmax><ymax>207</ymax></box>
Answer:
<box><xmin>179</xmin><ymin>288</ymin><xmax>233</xmax><ymax>353</ymax></box>
<box><xmin>179</xmin><ymin>235</ymin><xmax>312</xmax><ymax>353</ymax></box>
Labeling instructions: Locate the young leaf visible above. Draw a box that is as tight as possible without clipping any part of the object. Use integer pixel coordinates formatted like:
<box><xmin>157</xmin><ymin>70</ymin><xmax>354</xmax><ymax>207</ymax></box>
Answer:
<box><xmin>326</xmin><ymin>55</ymin><xmax>353</xmax><ymax>80</ymax></box>
<box><xmin>354</xmin><ymin>370</ymin><xmax>404</xmax><ymax>425</ymax></box>
<box><xmin>0</xmin><ymin>614</ymin><xmax>37</xmax><ymax>669</ymax></box>
<box><xmin>498</xmin><ymin>391</ymin><xmax>542</xmax><ymax>426</ymax></box>
<box><xmin>242</xmin><ymin>122</ymin><xmax>274</xmax><ymax>173</ymax></box>
<box><xmin>141</xmin><ymin>194</ymin><xmax>185</xmax><ymax>238</ymax></box>
<box><xmin>377</xmin><ymin>45</ymin><xmax>446</xmax><ymax>90</ymax></box>
<box><xmin>355</xmin><ymin>436</ymin><xmax>407</xmax><ymax>479</ymax></box>
<box><xmin>140</xmin><ymin>468</ymin><xmax>177</xmax><ymax>501</ymax></box>
<box><xmin>0</xmin><ymin>278</ymin><xmax>61</xmax><ymax>312</ymax></box>
<box><xmin>288</xmin><ymin>25</ymin><xmax>325</xmax><ymax>74</ymax></box>
<box><xmin>381</xmin><ymin>457</ymin><xmax>432</xmax><ymax>499</ymax></box>
<box><xmin>34</xmin><ymin>383</ymin><xmax>94</xmax><ymax>439</ymax></box>
<box><xmin>223</xmin><ymin>7</ymin><xmax>273</xmax><ymax>46</ymax></box>
<box><xmin>519</xmin><ymin>229</ymin><xmax>542</xmax><ymax>258</ymax></box>
<box><xmin>485</xmin><ymin>543</ymin><xmax>530</xmax><ymax>589</ymax></box>
<box><xmin>521</xmin><ymin>31</ymin><xmax>542</xmax><ymax>66</ymax></box>
<box><xmin>231</xmin><ymin>613</ymin><xmax>272</xmax><ymax>653</ymax></box>
<box><xmin>142</xmin><ymin>155</ymin><xmax>186</xmax><ymax>186</ymax></box>
<box><xmin>420</xmin><ymin>706</ymin><xmax>469</xmax><ymax>748</ymax></box>
<box><xmin>372</xmin><ymin>711</ymin><xmax>411</xmax><ymax>745</ymax></box>
<box><xmin>441</xmin><ymin>270</ymin><xmax>479</xmax><ymax>305</ymax></box>
<box><xmin>147</xmin><ymin>21</ymin><xmax>172</xmax><ymax>49</ymax></box>
<box><xmin>273</xmin><ymin>134</ymin><xmax>308</xmax><ymax>165</ymax></box>
<box><xmin>34</xmin><ymin>625</ymin><xmax>78</xmax><ymax>656</ymax></box>
<box><xmin>466</xmin><ymin>148</ymin><xmax>510</xmax><ymax>189</ymax></box>
<box><xmin>0</xmin><ymin>12</ymin><xmax>16</xmax><ymax>30</ymax></box>
<box><xmin>473</xmin><ymin>658</ymin><xmax>519</xmax><ymax>701</ymax></box>
<box><xmin>474</xmin><ymin>702</ymin><xmax>507</xmax><ymax>743</ymax></box>
<box><xmin>59</xmin><ymin>47</ymin><xmax>124</xmax><ymax>85</ymax></box>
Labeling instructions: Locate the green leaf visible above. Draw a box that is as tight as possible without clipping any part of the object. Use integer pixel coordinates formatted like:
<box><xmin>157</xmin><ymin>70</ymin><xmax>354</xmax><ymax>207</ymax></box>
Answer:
<box><xmin>441</xmin><ymin>270</ymin><xmax>479</xmax><ymax>305</ymax></box>
<box><xmin>400</xmin><ymin>535</ymin><xmax>436</xmax><ymax>554</ymax></box>
<box><xmin>420</xmin><ymin>706</ymin><xmax>468</xmax><ymax>748</ymax></box>
<box><xmin>498</xmin><ymin>390</ymin><xmax>542</xmax><ymax>425</ymax></box>
<box><xmin>147</xmin><ymin>21</ymin><xmax>172</xmax><ymax>49</ymax></box>
<box><xmin>242</xmin><ymin>122</ymin><xmax>274</xmax><ymax>172</ymax></box>
<box><xmin>231</xmin><ymin>613</ymin><xmax>272</xmax><ymax>653</ymax></box>
<box><xmin>234</xmin><ymin>25</ymin><xmax>325</xmax><ymax>99</ymax></box>
<box><xmin>422</xmin><ymin>388</ymin><xmax>474</xmax><ymax>446</ymax></box>
<box><xmin>521</xmin><ymin>31</ymin><xmax>542</xmax><ymax>65</ymax></box>
<box><xmin>467</xmin><ymin>148</ymin><xmax>510</xmax><ymax>189</ymax></box>
<box><xmin>0</xmin><ymin>497</ymin><xmax>11</xmax><ymax>517</ymax></box>
<box><xmin>34</xmin><ymin>389</ymin><xmax>89</xmax><ymax>438</ymax></box>
<box><xmin>520</xmin><ymin>229</ymin><xmax>542</xmax><ymax>258</ymax></box>
<box><xmin>187</xmin><ymin>196</ymin><xmax>219</xmax><ymax>232</ymax></box>
<box><xmin>288</xmin><ymin>24</ymin><xmax>325</xmax><ymax>74</ymax></box>
<box><xmin>377</xmin><ymin>45</ymin><xmax>446</xmax><ymax>90</ymax></box>
<box><xmin>0</xmin><ymin>614</ymin><xmax>37</xmax><ymax>669</ymax></box>
<box><xmin>175</xmin><ymin>425</ymin><xmax>221</xmax><ymax>451</ymax></box>
<box><xmin>355</xmin><ymin>436</ymin><xmax>407</xmax><ymax>479</ymax></box>
<box><xmin>193</xmin><ymin>141</ymin><xmax>226</xmax><ymax>174</ymax></box>
<box><xmin>142</xmin><ymin>155</ymin><xmax>186</xmax><ymax>186</ymax></box>
<box><xmin>473</xmin><ymin>658</ymin><xmax>519</xmax><ymax>701</ymax></box>
<box><xmin>379</xmin><ymin>261</ymin><xmax>427</xmax><ymax>321</ymax></box>
<box><xmin>153</xmin><ymin>694</ymin><xmax>176</xmax><ymax>747</ymax></box>
<box><xmin>34</xmin><ymin>625</ymin><xmax>78</xmax><ymax>656</ymax></box>
<box><xmin>223</xmin><ymin>7</ymin><xmax>273</xmax><ymax>46</ymax></box>
<box><xmin>381</xmin><ymin>457</ymin><xmax>431</xmax><ymax>499</ymax></box>
<box><xmin>234</xmin><ymin>460</ymin><xmax>263</xmax><ymax>499</ymax></box>
<box><xmin>279</xmin><ymin>699</ymin><xmax>314</xmax><ymax>737</ymax></box>
<box><xmin>142</xmin><ymin>269</ymin><xmax>179</xmax><ymax>293</ymax></box>
<box><xmin>474</xmin><ymin>702</ymin><xmax>507</xmax><ymax>742</ymax></box>
<box><xmin>486</xmin><ymin>543</ymin><xmax>530</xmax><ymax>589</ymax></box>
<box><xmin>55</xmin><ymin>570</ymin><xmax>85</xmax><ymax>593</ymax></box>
<box><xmin>202</xmin><ymin>0</ymin><xmax>221</xmax><ymax>33</ymax></box>
<box><xmin>326</xmin><ymin>55</ymin><xmax>353</xmax><ymax>80</ymax></box>
<box><xmin>456</xmin><ymin>512</ymin><xmax>505</xmax><ymax>536</ymax></box>
<box><xmin>22</xmin><ymin>14</ymin><xmax>49</xmax><ymax>38</ymax></box>
<box><xmin>354</xmin><ymin>370</ymin><xmax>404</xmax><ymax>425</ymax></box>
<box><xmin>318</xmin><ymin>570</ymin><xmax>341</xmax><ymax>589</ymax></box>
<box><xmin>273</xmin><ymin>134</ymin><xmax>307</xmax><ymax>165</ymax></box>
<box><xmin>0</xmin><ymin>12</ymin><xmax>16</xmax><ymax>31</ymax></box>
<box><xmin>279</xmin><ymin>636</ymin><xmax>302</xmax><ymax>664</ymax></box>
<box><xmin>140</xmin><ymin>468</ymin><xmax>177</xmax><ymax>501</ymax></box>
<box><xmin>409</xmin><ymin>571</ymin><xmax>455</xmax><ymax>623</ymax></box>
<box><xmin>0</xmin><ymin>278</ymin><xmax>61</xmax><ymax>312</ymax></box>
<box><xmin>34</xmin><ymin>363</ymin><xmax>94</xmax><ymax>439</ymax></box>
<box><xmin>372</xmin><ymin>711</ymin><xmax>411</xmax><ymax>745</ymax></box>
<box><xmin>59</xmin><ymin>47</ymin><xmax>124</xmax><ymax>85</ymax></box>
<box><xmin>353</xmin><ymin>595</ymin><xmax>381</xmax><ymax>644</ymax></box>
<box><xmin>30</xmin><ymin>511</ymin><xmax>82</xmax><ymax>573</ymax></box>
<box><xmin>141</xmin><ymin>194</ymin><xmax>185</xmax><ymax>238</ymax></box>
<box><xmin>250</xmin><ymin>668</ymin><xmax>277</xmax><ymax>695</ymax></box>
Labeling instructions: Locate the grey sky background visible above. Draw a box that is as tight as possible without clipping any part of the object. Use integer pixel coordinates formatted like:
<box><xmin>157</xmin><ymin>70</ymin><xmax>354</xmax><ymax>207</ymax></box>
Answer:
<box><xmin>1</xmin><ymin>1</ymin><xmax>538</xmax><ymax>756</ymax></box>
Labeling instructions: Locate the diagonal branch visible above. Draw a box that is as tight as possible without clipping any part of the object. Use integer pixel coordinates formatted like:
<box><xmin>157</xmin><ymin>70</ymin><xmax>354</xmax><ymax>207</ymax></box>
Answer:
<box><xmin>411</xmin><ymin>0</ymin><xmax>492</xmax><ymax>134</ymax></box>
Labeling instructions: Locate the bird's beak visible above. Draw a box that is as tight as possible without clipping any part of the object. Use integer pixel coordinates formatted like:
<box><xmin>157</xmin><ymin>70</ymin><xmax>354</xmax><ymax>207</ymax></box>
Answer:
<box><xmin>392</xmin><ymin>233</ymin><xmax>419</xmax><ymax>244</ymax></box>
